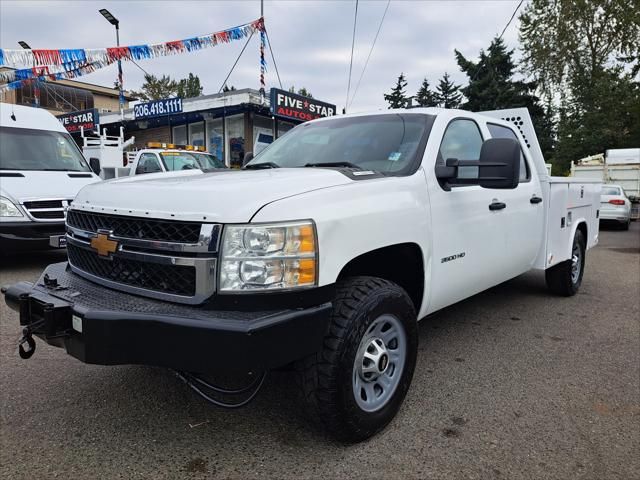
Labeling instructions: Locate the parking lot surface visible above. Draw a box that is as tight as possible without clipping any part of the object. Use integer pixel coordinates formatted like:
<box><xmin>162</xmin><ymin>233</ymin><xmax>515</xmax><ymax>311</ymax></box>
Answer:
<box><xmin>1</xmin><ymin>222</ymin><xmax>639</xmax><ymax>480</ymax></box>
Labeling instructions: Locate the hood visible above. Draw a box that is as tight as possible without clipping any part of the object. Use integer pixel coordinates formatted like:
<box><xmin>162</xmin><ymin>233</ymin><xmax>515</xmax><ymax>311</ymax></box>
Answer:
<box><xmin>72</xmin><ymin>168</ymin><xmax>354</xmax><ymax>223</ymax></box>
<box><xmin>0</xmin><ymin>170</ymin><xmax>100</xmax><ymax>203</ymax></box>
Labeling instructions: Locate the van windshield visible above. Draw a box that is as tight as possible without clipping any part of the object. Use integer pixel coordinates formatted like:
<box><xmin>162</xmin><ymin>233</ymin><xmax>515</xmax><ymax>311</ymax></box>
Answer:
<box><xmin>245</xmin><ymin>114</ymin><xmax>432</xmax><ymax>174</ymax></box>
<box><xmin>0</xmin><ymin>126</ymin><xmax>91</xmax><ymax>172</ymax></box>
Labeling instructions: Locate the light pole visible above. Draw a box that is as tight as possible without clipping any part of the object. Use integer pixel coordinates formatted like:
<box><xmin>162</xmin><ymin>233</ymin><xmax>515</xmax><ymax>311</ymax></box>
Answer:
<box><xmin>99</xmin><ymin>8</ymin><xmax>124</xmax><ymax>119</ymax></box>
<box><xmin>18</xmin><ymin>41</ymin><xmax>40</xmax><ymax>108</ymax></box>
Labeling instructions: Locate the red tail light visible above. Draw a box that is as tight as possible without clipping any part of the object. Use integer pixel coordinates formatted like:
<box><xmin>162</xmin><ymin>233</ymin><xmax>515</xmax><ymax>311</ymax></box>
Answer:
<box><xmin>609</xmin><ymin>199</ymin><xmax>625</xmax><ymax>205</ymax></box>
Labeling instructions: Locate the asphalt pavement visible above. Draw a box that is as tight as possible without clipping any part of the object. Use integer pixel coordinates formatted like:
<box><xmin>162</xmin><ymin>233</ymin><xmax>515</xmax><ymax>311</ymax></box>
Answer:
<box><xmin>1</xmin><ymin>222</ymin><xmax>639</xmax><ymax>479</ymax></box>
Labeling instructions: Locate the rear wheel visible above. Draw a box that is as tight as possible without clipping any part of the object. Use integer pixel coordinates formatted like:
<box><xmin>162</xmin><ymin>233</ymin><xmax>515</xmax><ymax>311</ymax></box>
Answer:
<box><xmin>621</xmin><ymin>219</ymin><xmax>630</xmax><ymax>231</ymax></box>
<box><xmin>545</xmin><ymin>229</ymin><xmax>586</xmax><ymax>296</ymax></box>
<box><xmin>298</xmin><ymin>276</ymin><xmax>418</xmax><ymax>443</ymax></box>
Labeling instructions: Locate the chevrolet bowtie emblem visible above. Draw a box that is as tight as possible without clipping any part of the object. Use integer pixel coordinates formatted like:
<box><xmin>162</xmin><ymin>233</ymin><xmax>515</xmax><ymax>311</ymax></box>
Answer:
<box><xmin>90</xmin><ymin>232</ymin><xmax>118</xmax><ymax>257</ymax></box>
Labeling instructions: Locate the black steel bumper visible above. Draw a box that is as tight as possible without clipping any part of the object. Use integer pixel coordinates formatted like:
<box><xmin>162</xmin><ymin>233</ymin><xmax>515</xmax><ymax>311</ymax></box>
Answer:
<box><xmin>0</xmin><ymin>221</ymin><xmax>66</xmax><ymax>250</ymax></box>
<box><xmin>3</xmin><ymin>262</ymin><xmax>332</xmax><ymax>374</ymax></box>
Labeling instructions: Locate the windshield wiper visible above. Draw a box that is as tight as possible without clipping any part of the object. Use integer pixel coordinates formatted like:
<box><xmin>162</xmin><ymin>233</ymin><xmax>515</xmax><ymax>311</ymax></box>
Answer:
<box><xmin>305</xmin><ymin>161</ymin><xmax>363</xmax><ymax>170</ymax></box>
<box><xmin>244</xmin><ymin>162</ymin><xmax>280</xmax><ymax>170</ymax></box>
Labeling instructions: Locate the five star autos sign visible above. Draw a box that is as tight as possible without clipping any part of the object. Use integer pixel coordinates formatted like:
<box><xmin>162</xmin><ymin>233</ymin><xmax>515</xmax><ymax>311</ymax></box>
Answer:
<box><xmin>270</xmin><ymin>88</ymin><xmax>336</xmax><ymax>122</ymax></box>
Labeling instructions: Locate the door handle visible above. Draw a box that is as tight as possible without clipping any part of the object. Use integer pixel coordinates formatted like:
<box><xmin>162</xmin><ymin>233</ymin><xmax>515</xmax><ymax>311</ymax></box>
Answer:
<box><xmin>489</xmin><ymin>201</ymin><xmax>506</xmax><ymax>211</ymax></box>
<box><xmin>530</xmin><ymin>195</ymin><xmax>543</xmax><ymax>204</ymax></box>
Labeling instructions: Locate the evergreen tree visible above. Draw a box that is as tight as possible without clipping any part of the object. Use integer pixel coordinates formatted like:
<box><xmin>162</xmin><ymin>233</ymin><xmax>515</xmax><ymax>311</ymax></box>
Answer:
<box><xmin>130</xmin><ymin>74</ymin><xmax>178</xmax><ymax>101</ymax></box>
<box><xmin>415</xmin><ymin>78</ymin><xmax>438</xmax><ymax>107</ymax></box>
<box><xmin>289</xmin><ymin>86</ymin><xmax>313</xmax><ymax>98</ymax></box>
<box><xmin>176</xmin><ymin>73</ymin><xmax>203</xmax><ymax>98</ymax></box>
<box><xmin>435</xmin><ymin>73</ymin><xmax>461</xmax><ymax>109</ymax></box>
<box><xmin>222</xmin><ymin>84</ymin><xmax>236</xmax><ymax>92</ymax></box>
<box><xmin>384</xmin><ymin>73</ymin><xmax>408</xmax><ymax>109</ymax></box>
<box><xmin>455</xmin><ymin>37</ymin><xmax>554</xmax><ymax>160</ymax></box>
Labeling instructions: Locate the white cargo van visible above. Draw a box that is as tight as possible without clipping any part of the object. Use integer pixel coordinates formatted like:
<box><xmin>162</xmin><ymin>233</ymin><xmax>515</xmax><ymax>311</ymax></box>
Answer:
<box><xmin>0</xmin><ymin>103</ymin><xmax>100</xmax><ymax>251</ymax></box>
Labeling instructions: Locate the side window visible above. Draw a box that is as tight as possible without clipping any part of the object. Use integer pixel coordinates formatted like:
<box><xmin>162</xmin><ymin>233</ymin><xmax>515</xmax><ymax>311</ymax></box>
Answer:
<box><xmin>437</xmin><ymin>119</ymin><xmax>484</xmax><ymax>181</ymax></box>
<box><xmin>135</xmin><ymin>153</ymin><xmax>162</xmax><ymax>175</ymax></box>
<box><xmin>487</xmin><ymin>123</ymin><xmax>531</xmax><ymax>181</ymax></box>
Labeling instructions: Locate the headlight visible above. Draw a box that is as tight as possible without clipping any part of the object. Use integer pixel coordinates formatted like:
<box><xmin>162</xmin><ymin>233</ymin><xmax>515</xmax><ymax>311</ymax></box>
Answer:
<box><xmin>219</xmin><ymin>221</ymin><xmax>317</xmax><ymax>292</ymax></box>
<box><xmin>0</xmin><ymin>196</ymin><xmax>23</xmax><ymax>217</ymax></box>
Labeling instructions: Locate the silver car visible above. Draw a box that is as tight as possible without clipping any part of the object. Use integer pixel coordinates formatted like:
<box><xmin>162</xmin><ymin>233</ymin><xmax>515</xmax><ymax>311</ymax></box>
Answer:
<box><xmin>600</xmin><ymin>184</ymin><xmax>632</xmax><ymax>230</ymax></box>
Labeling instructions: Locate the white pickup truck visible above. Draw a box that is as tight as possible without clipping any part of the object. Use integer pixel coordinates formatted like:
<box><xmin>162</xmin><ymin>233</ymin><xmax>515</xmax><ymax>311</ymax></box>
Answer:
<box><xmin>3</xmin><ymin>107</ymin><xmax>600</xmax><ymax>442</ymax></box>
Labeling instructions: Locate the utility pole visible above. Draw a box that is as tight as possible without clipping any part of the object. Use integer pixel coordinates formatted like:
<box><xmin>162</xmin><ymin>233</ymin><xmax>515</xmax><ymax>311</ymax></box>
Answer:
<box><xmin>99</xmin><ymin>8</ymin><xmax>124</xmax><ymax>119</ymax></box>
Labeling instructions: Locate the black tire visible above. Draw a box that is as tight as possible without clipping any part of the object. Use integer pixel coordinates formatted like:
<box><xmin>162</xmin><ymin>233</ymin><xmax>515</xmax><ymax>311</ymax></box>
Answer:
<box><xmin>545</xmin><ymin>229</ymin><xmax>586</xmax><ymax>296</ymax></box>
<box><xmin>297</xmin><ymin>276</ymin><xmax>418</xmax><ymax>443</ymax></box>
<box><xmin>621</xmin><ymin>220</ymin><xmax>630</xmax><ymax>231</ymax></box>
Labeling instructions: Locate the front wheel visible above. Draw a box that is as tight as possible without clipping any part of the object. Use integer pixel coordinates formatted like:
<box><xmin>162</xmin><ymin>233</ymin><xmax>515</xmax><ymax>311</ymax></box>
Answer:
<box><xmin>545</xmin><ymin>229</ymin><xmax>586</xmax><ymax>296</ymax></box>
<box><xmin>298</xmin><ymin>276</ymin><xmax>418</xmax><ymax>442</ymax></box>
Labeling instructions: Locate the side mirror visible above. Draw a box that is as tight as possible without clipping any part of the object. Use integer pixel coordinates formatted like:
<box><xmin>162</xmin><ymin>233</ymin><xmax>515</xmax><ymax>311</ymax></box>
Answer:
<box><xmin>89</xmin><ymin>157</ymin><xmax>101</xmax><ymax>175</ymax></box>
<box><xmin>242</xmin><ymin>151</ymin><xmax>254</xmax><ymax>167</ymax></box>
<box><xmin>477</xmin><ymin>138</ymin><xmax>520</xmax><ymax>189</ymax></box>
<box><xmin>435</xmin><ymin>138</ymin><xmax>520</xmax><ymax>190</ymax></box>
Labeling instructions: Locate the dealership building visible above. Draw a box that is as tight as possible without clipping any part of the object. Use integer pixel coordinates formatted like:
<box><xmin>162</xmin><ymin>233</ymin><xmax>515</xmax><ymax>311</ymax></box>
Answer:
<box><xmin>96</xmin><ymin>88</ymin><xmax>337</xmax><ymax>168</ymax></box>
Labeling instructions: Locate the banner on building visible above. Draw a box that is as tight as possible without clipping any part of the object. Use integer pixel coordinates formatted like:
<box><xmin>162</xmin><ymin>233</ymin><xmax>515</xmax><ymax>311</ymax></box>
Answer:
<box><xmin>270</xmin><ymin>88</ymin><xmax>336</xmax><ymax>122</ymax></box>
<box><xmin>57</xmin><ymin>108</ymin><xmax>99</xmax><ymax>133</ymax></box>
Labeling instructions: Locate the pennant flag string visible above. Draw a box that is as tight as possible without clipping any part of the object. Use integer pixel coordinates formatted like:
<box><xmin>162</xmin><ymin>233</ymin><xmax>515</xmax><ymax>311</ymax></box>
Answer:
<box><xmin>0</xmin><ymin>18</ymin><xmax>265</xmax><ymax>92</ymax></box>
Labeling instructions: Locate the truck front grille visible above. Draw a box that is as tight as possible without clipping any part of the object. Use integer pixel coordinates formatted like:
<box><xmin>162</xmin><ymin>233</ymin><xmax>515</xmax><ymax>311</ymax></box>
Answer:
<box><xmin>67</xmin><ymin>243</ymin><xmax>197</xmax><ymax>297</ymax></box>
<box><xmin>66</xmin><ymin>210</ymin><xmax>202</xmax><ymax>244</ymax></box>
<box><xmin>23</xmin><ymin>199</ymin><xmax>71</xmax><ymax>220</ymax></box>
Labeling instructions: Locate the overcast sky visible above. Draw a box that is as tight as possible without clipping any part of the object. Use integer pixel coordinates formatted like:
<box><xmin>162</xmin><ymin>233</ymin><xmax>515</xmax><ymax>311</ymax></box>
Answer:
<box><xmin>0</xmin><ymin>0</ymin><xmax>524</xmax><ymax>112</ymax></box>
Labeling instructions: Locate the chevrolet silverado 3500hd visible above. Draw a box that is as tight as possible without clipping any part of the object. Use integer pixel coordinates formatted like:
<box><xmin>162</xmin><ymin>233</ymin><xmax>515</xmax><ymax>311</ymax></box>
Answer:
<box><xmin>3</xmin><ymin>107</ymin><xmax>600</xmax><ymax>442</ymax></box>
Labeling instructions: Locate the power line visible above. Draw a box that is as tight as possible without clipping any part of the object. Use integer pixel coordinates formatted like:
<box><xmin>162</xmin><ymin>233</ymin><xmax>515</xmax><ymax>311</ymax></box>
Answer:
<box><xmin>218</xmin><ymin>30</ymin><xmax>256</xmax><ymax>93</ymax></box>
<box><xmin>264</xmin><ymin>28</ymin><xmax>283</xmax><ymax>89</ymax></box>
<box><xmin>348</xmin><ymin>0</ymin><xmax>391</xmax><ymax>109</ymax></box>
<box><xmin>470</xmin><ymin>0</ymin><xmax>524</xmax><ymax>83</ymax></box>
<box><xmin>130</xmin><ymin>58</ymin><xmax>150</xmax><ymax>76</ymax></box>
<box><xmin>345</xmin><ymin>0</ymin><xmax>359</xmax><ymax>113</ymax></box>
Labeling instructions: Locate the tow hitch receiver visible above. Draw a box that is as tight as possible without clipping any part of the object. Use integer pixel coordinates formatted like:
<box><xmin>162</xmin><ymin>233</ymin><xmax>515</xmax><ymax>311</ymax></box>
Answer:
<box><xmin>3</xmin><ymin>281</ymin><xmax>74</xmax><ymax>359</ymax></box>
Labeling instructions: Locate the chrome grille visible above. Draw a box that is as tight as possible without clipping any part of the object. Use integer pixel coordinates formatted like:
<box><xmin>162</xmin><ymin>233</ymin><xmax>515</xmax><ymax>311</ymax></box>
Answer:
<box><xmin>65</xmin><ymin>209</ymin><xmax>220</xmax><ymax>304</ymax></box>
<box><xmin>23</xmin><ymin>199</ymin><xmax>71</xmax><ymax>220</ymax></box>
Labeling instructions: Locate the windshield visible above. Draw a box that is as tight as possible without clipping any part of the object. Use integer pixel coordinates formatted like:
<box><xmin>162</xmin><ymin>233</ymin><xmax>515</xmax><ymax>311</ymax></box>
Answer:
<box><xmin>601</xmin><ymin>186</ymin><xmax>621</xmax><ymax>196</ymax></box>
<box><xmin>0</xmin><ymin>126</ymin><xmax>91</xmax><ymax>172</ymax></box>
<box><xmin>160</xmin><ymin>152</ymin><xmax>226</xmax><ymax>171</ymax></box>
<box><xmin>246</xmin><ymin>114</ymin><xmax>431</xmax><ymax>174</ymax></box>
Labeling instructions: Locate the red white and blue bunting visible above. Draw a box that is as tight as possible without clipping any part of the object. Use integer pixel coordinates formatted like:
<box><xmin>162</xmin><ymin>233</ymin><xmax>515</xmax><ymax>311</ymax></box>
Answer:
<box><xmin>0</xmin><ymin>18</ymin><xmax>265</xmax><ymax>91</ymax></box>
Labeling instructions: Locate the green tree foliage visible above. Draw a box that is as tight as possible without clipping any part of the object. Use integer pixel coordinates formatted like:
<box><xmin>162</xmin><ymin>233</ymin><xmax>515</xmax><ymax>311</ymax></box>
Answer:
<box><xmin>222</xmin><ymin>84</ymin><xmax>237</xmax><ymax>92</ymax></box>
<box><xmin>289</xmin><ymin>86</ymin><xmax>314</xmax><ymax>98</ymax></box>
<box><xmin>415</xmin><ymin>78</ymin><xmax>439</xmax><ymax>107</ymax></box>
<box><xmin>519</xmin><ymin>0</ymin><xmax>639</xmax><ymax>95</ymax></box>
<box><xmin>435</xmin><ymin>73</ymin><xmax>462</xmax><ymax>109</ymax></box>
<box><xmin>519</xmin><ymin>0</ymin><xmax>640</xmax><ymax>171</ymax></box>
<box><xmin>130</xmin><ymin>74</ymin><xmax>178</xmax><ymax>101</ymax></box>
<box><xmin>176</xmin><ymin>73</ymin><xmax>203</xmax><ymax>98</ymax></box>
<box><xmin>455</xmin><ymin>37</ymin><xmax>555</xmax><ymax>160</ymax></box>
<box><xmin>384</xmin><ymin>73</ymin><xmax>408</xmax><ymax>108</ymax></box>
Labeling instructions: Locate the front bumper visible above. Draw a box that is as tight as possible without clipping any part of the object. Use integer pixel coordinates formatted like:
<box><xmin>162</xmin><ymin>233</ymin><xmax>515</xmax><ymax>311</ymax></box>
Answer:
<box><xmin>0</xmin><ymin>221</ymin><xmax>66</xmax><ymax>250</ymax></box>
<box><xmin>3</xmin><ymin>262</ymin><xmax>331</xmax><ymax>374</ymax></box>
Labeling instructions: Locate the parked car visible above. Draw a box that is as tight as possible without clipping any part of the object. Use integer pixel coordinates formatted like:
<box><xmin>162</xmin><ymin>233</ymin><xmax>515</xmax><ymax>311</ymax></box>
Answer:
<box><xmin>128</xmin><ymin>143</ymin><xmax>227</xmax><ymax>175</ymax></box>
<box><xmin>600</xmin><ymin>184</ymin><xmax>631</xmax><ymax>229</ymax></box>
<box><xmin>0</xmin><ymin>103</ymin><xmax>100</xmax><ymax>251</ymax></box>
<box><xmin>3</xmin><ymin>107</ymin><xmax>601</xmax><ymax>442</ymax></box>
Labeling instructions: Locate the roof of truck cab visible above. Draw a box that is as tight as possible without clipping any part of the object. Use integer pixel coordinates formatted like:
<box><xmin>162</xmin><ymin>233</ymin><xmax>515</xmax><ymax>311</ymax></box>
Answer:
<box><xmin>0</xmin><ymin>102</ymin><xmax>68</xmax><ymax>132</ymax></box>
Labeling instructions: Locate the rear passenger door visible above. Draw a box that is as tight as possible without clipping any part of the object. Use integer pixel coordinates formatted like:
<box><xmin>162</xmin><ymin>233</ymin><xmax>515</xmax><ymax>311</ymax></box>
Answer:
<box><xmin>485</xmin><ymin>123</ymin><xmax>544</xmax><ymax>276</ymax></box>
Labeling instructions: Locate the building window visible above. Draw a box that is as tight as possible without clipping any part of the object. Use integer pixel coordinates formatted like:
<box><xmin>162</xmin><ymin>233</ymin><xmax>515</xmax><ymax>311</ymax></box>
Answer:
<box><xmin>172</xmin><ymin>125</ymin><xmax>187</xmax><ymax>145</ymax></box>
<box><xmin>206</xmin><ymin>118</ymin><xmax>225</xmax><ymax>165</ymax></box>
<box><xmin>225</xmin><ymin>115</ymin><xmax>245</xmax><ymax>168</ymax></box>
<box><xmin>189</xmin><ymin>122</ymin><xmax>205</xmax><ymax>147</ymax></box>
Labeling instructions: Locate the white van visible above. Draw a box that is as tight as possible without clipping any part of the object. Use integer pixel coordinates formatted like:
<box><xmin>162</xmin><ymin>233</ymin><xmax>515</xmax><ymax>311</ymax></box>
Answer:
<box><xmin>0</xmin><ymin>103</ymin><xmax>100</xmax><ymax>251</ymax></box>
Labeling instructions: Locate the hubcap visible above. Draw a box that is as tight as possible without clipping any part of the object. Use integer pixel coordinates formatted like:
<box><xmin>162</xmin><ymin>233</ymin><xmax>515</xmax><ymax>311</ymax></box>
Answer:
<box><xmin>353</xmin><ymin>314</ymin><xmax>407</xmax><ymax>412</ymax></box>
<box><xmin>571</xmin><ymin>243</ymin><xmax>582</xmax><ymax>284</ymax></box>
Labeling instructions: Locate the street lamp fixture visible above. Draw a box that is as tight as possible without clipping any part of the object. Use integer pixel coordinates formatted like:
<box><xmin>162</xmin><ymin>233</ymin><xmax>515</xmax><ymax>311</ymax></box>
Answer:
<box><xmin>99</xmin><ymin>8</ymin><xmax>119</xmax><ymax>26</ymax></box>
<box><xmin>18</xmin><ymin>41</ymin><xmax>31</xmax><ymax>50</ymax></box>
<box><xmin>99</xmin><ymin>8</ymin><xmax>124</xmax><ymax>118</ymax></box>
